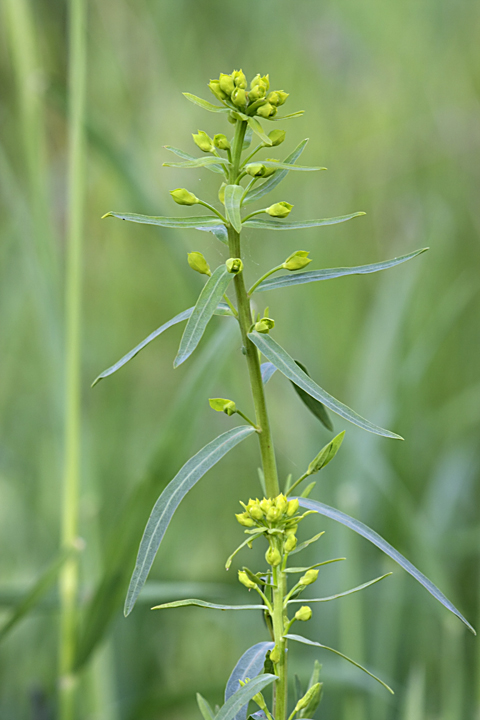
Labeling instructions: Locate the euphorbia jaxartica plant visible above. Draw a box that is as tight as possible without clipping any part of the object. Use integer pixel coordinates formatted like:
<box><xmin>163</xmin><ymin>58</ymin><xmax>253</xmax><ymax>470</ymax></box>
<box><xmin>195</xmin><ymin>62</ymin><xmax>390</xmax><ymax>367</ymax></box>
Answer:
<box><xmin>97</xmin><ymin>69</ymin><xmax>475</xmax><ymax>719</ymax></box>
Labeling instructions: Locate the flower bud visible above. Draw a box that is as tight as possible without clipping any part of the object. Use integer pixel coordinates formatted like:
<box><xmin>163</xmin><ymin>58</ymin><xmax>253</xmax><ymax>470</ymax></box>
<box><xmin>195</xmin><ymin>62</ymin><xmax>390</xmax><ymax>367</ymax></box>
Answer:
<box><xmin>252</xmin><ymin>692</ymin><xmax>267</xmax><ymax>710</ymax></box>
<box><xmin>248</xmin><ymin>83</ymin><xmax>267</xmax><ymax>102</ymax></box>
<box><xmin>231</xmin><ymin>87</ymin><xmax>247</xmax><ymax>109</ymax></box>
<box><xmin>226</xmin><ymin>258</ymin><xmax>243</xmax><ymax>274</ymax></box>
<box><xmin>214</xmin><ymin>134</ymin><xmax>230</xmax><ymax>151</ymax></box>
<box><xmin>299</xmin><ymin>569</ymin><xmax>319</xmax><ymax>586</ymax></box>
<box><xmin>209</xmin><ymin>397</ymin><xmax>236</xmax><ymax>415</ymax></box>
<box><xmin>265</xmin><ymin>545</ymin><xmax>281</xmax><ymax>567</ymax></box>
<box><xmin>238</xmin><ymin>570</ymin><xmax>257</xmax><ymax>589</ymax></box>
<box><xmin>254</xmin><ymin>317</ymin><xmax>275</xmax><ymax>334</ymax></box>
<box><xmin>266</xmin><ymin>506</ymin><xmax>280</xmax><ymax>522</ymax></box>
<box><xmin>285</xmin><ymin>524</ymin><xmax>298</xmax><ymax>537</ymax></box>
<box><xmin>249</xmin><ymin>504</ymin><xmax>263</xmax><ymax>521</ymax></box>
<box><xmin>283</xmin><ymin>250</ymin><xmax>312</xmax><ymax>271</ymax></box>
<box><xmin>236</xmin><ymin>512</ymin><xmax>255</xmax><ymax>527</ymax></box>
<box><xmin>219</xmin><ymin>73</ymin><xmax>235</xmax><ymax>96</ymax></box>
<box><xmin>228</xmin><ymin>112</ymin><xmax>237</xmax><ymax>124</ymax></box>
<box><xmin>251</xmin><ymin>74</ymin><xmax>270</xmax><ymax>91</ymax></box>
<box><xmin>218</xmin><ymin>183</ymin><xmax>226</xmax><ymax>205</ymax></box>
<box><xmin>275</xmin><ymin>494</ymin><xmax>288</xmax><ymax>515</ymax></box>
<box><xmin>268</xmin><ymin>129</ymin><xmax>286</xmax><ymax>146</ymax></box>
<box><xmin>266</xmin><ymin>202</ymin><xmax>293</xmax><ymax>219</ymax></box>
<box><xmin>245</xmin><ymin>163</ymin><xmax>266</xmax><ymax>177</ymax></box>
<box><xmin>232</xmin><ymin>69</ymin><xmax>247</xmax><ymax>89</ymax></box>
<box><xmin>259</xmin><ymin>498</ymin><xmax>272</xmax><ymax>513</ymax></box>
<box><xmin>269</xmin><ymin>645</ymin><xmax>280</xmax><ymax>664</ymax></box>
<box><xmin>187</xmin><ymin>252</ymin><xmax>211</xmax><ymax>276</ymax></box>
<box><xmin>295</xmin><ymin>606</ymin><xmax>312</xmax><ymax>622</ymax></box>
<box><xmin>261</xmin><ymin>159</ymin><xmax>279</xmax><ymax>177</ymax></box>
<box><xmin>295</xmin><ymin>683</ymin><xmax>322</xmax><ymax>713</ymax></box>
<box><xmin>267</xmin><ymin>90</ymin><xmax>289</xmax><ymax>107</ymax></box>
<box><xmin>170</xmin><ymin>188</ymin><xmax>199</xmax><ymax>206</ymax></box>
<box><xmin>193</xmin><ymin>130</ymin><xmax>214</xmax><ymax>153</ymax></box>
<box><xmin>284</xmin><ymin>534</ymin><xmax>297</xmax><ymax>553</ymax></box>
<box><xmin>209</xmin><ymin>80</ymin><xmax>228</xmax><ymax>102</ymax></box>
<box><xmin>286</xmin><ymin>498</ymin><xmax>299</xmax><ymax>517</ymax></box>
<box><xmin>256</xmin><ymin>102</ymin><xmax>274</xmax><ymax>119</ymax></box>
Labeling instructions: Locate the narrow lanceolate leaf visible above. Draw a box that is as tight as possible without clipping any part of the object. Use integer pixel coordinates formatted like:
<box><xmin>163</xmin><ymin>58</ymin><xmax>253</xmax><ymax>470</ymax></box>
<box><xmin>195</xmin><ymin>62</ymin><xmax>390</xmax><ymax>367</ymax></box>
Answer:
<box><xmin>102</xmin><ymin>211</ymin><xmax>224</xmax><ymax>230</ymax></box>
<box><xmin>244</xmin><ymin>139</ymin><xmax>309</xmax><ymax>205</ymax></box>
<box><xmin>285</xmin><ymin>634</ymin><xmax>394</xmax><ymax>694</ymax></box>
<box><xmin>183</xmin><ymin>92</ymin><xmax>230</xmax><ymax>113</ymax></box>
<box><xmin>92</xmin><ymin>304</ymin><xmax>232</xmax><ymax>386</ymax></box>
<box><xmin>163</xmin><ymin>156</ymin><xmax>229</xmax><ymax>169</ymax></box>
<box><xmin>197</xmin><ymin>694</ymin><xmax>215</xmax><ymax>720</ymax></box>
<box><xmin>261</xmin><ymin>362</ymin><xmax>277</xmax><ymax>384</ymax></box>
<box><xmin>258</xmin><ymin>160</ymin><xmax>324</xmax><ymax>172</ymax></box>
<box><xmin>225</xmin><ymin>641</ymin><xmax>275</xmax><ymax>720</ymax></box>
<box><xmin>287</xmin><ymin>573</ymin><xmax>392</xmax><ymax>602</ymax></box>
<box><xmin>164</xmin><ymin>145</ymin><xmax>224</xmax><ymax>174</ymax></box>
<box><xmin>175</xmin><ymin>265</ymin><xmax>233</xmax><ymax>368</ymax></box>
<box><xmin>289</xmin><ymin>532</ymin><xmax>325</xmax><ymax>556</ymax></box>
<box><xmin>216</xmin><ymin>674</ymin><xmax>278</xmax><ymax>720</ymax></box>
<box><xmin>124</xmin><ymin>426</ymin><xmax>256</xmax><ymax>616</ymax></box>
<box><xmin>284</xmin><ymin>558</ymin><xmax>346</xmax><ymax>573</ymax></box>
<box><xmin>248</xmin><ymin>332</ymin><xmax>402</xmax><ymax>440</ymax></box>
<box><xmin>224</xmin><ymin>184</ymin><xmax>244</xmax><ymax>233</ymax></box>
<box><xmin>296</xmin><ymin>497</ymin><xmax>476</xmax><ymax>635</ymax></box>
<box><xmin>273</xmin><ymin>111</ymin><xmax>305</xmax><ymax>120</ymax></box>
<box><xmin>152</xmin><ymin>598</ymin><xmax>267</xmax><ymax>611</ymax></box>
<box><xmin>246</xmin><ymin>116</ymin><xmax>272</xmax><ymax>145</ymax></box>
<box><xmin>243</xmin><ymin>212</ymin><xmax>365</xmax><ymax>231</ymax></box>
<box><xmin>291</xmin><ymin>361</ymin><xmax>333</xmax><ymax>431</ymax></box>
<box><xmin>256</xmin><ymin>248</ymin><xmax>429</xmax><ymax>292</ymax></box>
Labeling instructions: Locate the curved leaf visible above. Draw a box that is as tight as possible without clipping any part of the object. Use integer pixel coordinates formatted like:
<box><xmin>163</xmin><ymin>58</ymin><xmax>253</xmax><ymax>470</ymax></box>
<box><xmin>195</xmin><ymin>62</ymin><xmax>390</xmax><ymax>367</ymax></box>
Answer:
<box><xmin>285</xmin><ymin>634</ymin><xmax>393</xmax><ymax>694</ymax></box>
<box><xmin>244</xmin><ymin>139</ymin><xmax>309</xmax><ymax>206</ymax></box>
<box><xmin>256</xmin><ymin>249</ymin><xmax>429</xmax><ymax>292</ymax></box>
<box><xmin>163</xmin><ymin>156</ymin><xmax>229</xmax><ymax>169</ymax></box>
<box><xmin>92</xmin><ymin>303</ymin><xmax>232</xmax><ymax>386</ymax></box>
<box><xmin>287</xmin><ymin>573</ymin><xmax>392</xmax><ymax>602</ymax></box>
<box><xmin>296</xmin><ymin>497</ymin><xmax>476</xmax><ymax>634</ymax></box>
<box><xmin>248</xmin><ymin>332</ymin><xmax>402</xmax><ymax>440</ymax></box>
<box><xmin>246</xmin><ymin>117</ymin><xmax>272</xmax><ymax>145</ymax></box>
<box><xmin>256</xmin><ymin>161</ymin><xmax>324</xmax><ymax>172</ymax></box>
<box><xmin>164</xmin><ymin>145</ymin><xmax>224</xmax><ymax>174</ymax></box>
<box><xmin>102</xmin><ymin>211</ymin><xmax>224</xmax><ymax>230</ymax></box>
<box><xmin>243</xmin><ymin>213</ymin><xmax>365</xmax><ymax>231</ymax></box>
<box><xmin>261</xmin><ymin>362</ymin><xmax>277</xmax><ymax>384</ymax></box>
<box><xmin>291</xmin><ymin>361</ymin><xmax>333</xmax><ymax>431</ymax></box>
<box><xmin>124</xmin><ymin>426</ymin><xmax>256</xmax><ymax>615</ymax></box>
<box><xmin>273</xmin><ymin>110</ymin><xmax>305</xmax><ymax>120</ymax></box>
<box><xmin>152</xmin><ymin>599</ymin><xmax>267</xmax><ymax>611</ymax></box>
<box><xmin>197</xmin><ymin>694</ymin><xmax>215</xmax><ymax>720</ymax></box>
<box><xmin>216</xmin><ymin>674</ymin><xmax>278</xmax><ymax>720</ymax></box>
<box><xmin>174</xmin><ymin>265</ymin><xmax>233</xmax><ymax>368</ymax></box>
<box><xmin>183</xmin><ymin>92</ymin><xmax>230</xmax><ymax>113</ymax></box>
<box><xmin>225</xmin><ymin>641</ymin><xmax>275</xmax><ymax>720</ymax></box>
<box><xmin>224</xmin><ymin>185</ymin><xmax>244</xmax><ymax>233</ymax></box>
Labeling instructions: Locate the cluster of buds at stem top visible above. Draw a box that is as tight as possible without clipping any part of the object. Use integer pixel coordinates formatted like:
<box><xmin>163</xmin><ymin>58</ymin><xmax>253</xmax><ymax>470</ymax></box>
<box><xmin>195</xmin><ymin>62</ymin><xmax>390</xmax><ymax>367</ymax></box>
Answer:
<box><xmin>236</xmin><ymin>494</ymin><xmax>301</xmax><ymax>565</ymax></box>
<box><xmin>208</xmin><ymin>70</ymin><xmax>289</xmax><ymax>120</ymax></box>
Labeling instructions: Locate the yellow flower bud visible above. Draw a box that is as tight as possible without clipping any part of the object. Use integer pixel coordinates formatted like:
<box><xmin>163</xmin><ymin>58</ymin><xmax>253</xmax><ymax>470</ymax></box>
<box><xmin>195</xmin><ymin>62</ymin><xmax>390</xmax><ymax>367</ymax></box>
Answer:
<box><xmin>269</xmin><ymin>645</ymin><xmax>280</xmax><ymax>663</ymax></box>
<box><xmin>267</xmin><ymin>90</ymin><xmax>289</xmax><ymax>107</ymax></box>
<box><xmin>245</xmin><ymin>163</ymin><xmax>266</xmax><ymax>177</ymax></box>
<box><xmin>251</xmin><ymin>74</ymin><xmax>270</xmax><ymax>91</ymax></box>
<box><xmin>285</xmin><ymin>523</ymin><xmax>298</xmax><ymax>537</ymax></box>
<box><xmin>284</xmin><ymin>534</ymin><xmax>297</xmax><ymax>553</ymax></box>
<box><xmin>275</xmin><ymin>494</ymin><xmax>288</xmax><ymax>514</ymax></box>
<box><xmin>232</xmin><ymin>69</ymin><xmax>247</xmax><ymax>89</ymax></box>
<box><xmin>283</xmin><ymin>250</ymin><xmax>312</xmax><ymax>271</ymax></box>
<box><xmin>218</xmin><ymin>183</ymin><xmax>226</xmax><ymax>205</ymax></box>
<box><xmin>249</xmin><ymin>504</ymin><xmax>264</xmax><ymax>521</ymax></box>
<box><xmin>238</xmin><ymin>570</ymin><xmax>257</xmax><ymax>589</ymax></box>
<box><xmin>193</xmin><ymin>130</ymin><xmax>214</xmax><ymax>153</ymax></box>
<box><xmin>295</xmin><ymin>683</ymin><xmax>322</xmax><ymax>713</ymax></box>
<box><xmin>209</xmin><ymin>397</ymin><xmax>236</xmax><ymax>415</ymax></box>
<box><xmin>254</xmin><ymin>317</ymin><xmax>275</xmax><ymax>334</ymax></box>
<box><xmin>248</xmin><ymin>83</ymin><xmax>267</xmax><ymax>102</ymax></box>
<box><xmin>226</xmin><ymin>258</ymin><xmax>243</xmax><ymax>274</ymax></box>
<box><xmin>231</xmin><ymin>87</ymin><xmax>247</xmax><ymax>109</ymax></box>
<box><xmin>299</xmin><ymin>569</ymin><xmax>319</xmax><ymax>586</ymax></box>
<box><xmin>219</xmin><ymin>73</ymin><xmax>235</xmax><ymax>96</ymax></box>
<box><xmin>267</xmin><ymin>506</ymin><xmax>280</xmax><ymax>522</ymax></box>
<box><xmin>187</xmin><ymin>252</ymin><xmax>211</xmax><ymax>276</ymax></box>
<box><xmin>236</xmin><ymin>512</ymin><xmax>255</xmax><ymax>527</ymax></box>
<box><xmin>260</xmin><ymin>498</ymin><xmax>271</xmax><ymax>513</ymax></box>
<box><xmin>252</xmin><ymin>691</ymin><xmax>267</xmax><ymax>710</ymax></box>
<box><xmin>266</xmin><ymin>202</ymin><xmax>293</xmax><ymax>219</ymax></box>
<box><xmin>266</xmin><ymin>545</ymin><xmax>281</xmax><ymax>567</ymax></box>
<box><xmin>268</xmin><ymin>129</ymin><xmax>286</xmax><ymax>146</ymax></box>
<box><xmin>261</xmin><ymin>159</ymin><xmax>279</xmax><ymax>178</ymax></box>
<box><xmin>170</xmin><ymin>188</ymin><xmax>199</xmax><ymax>206</ymax></box>
<box><xmin>256</xmin><ymin>102</ymin><xmax>274</xmax><ymax>119</ymax></box>
<box><xmin>214</xmin><ymin>134</ymin><xmax>230</xmax><ymax>151</ymax></box>
<box><xmin>286</xmin><ymin>498</ymin><xmax>299</xmax><ymax>516</ymax></box>
<box><xmin>209</xmin><ymin>80</ymin><xmax>228</xmax><ymax>102</ymax></box>
<box><xmin>295</xmin><ymin>606</ymin><xmax>312</xmax><ymax>622</ymax></box>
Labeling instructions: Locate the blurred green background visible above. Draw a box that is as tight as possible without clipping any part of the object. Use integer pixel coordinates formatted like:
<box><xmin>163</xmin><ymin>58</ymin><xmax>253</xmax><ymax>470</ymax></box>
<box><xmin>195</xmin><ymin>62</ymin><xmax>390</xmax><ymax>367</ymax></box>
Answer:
<box><xmin>1</xmin><ymin>0</ymin><xmax>479</xmax><ymax>718</ymax></box>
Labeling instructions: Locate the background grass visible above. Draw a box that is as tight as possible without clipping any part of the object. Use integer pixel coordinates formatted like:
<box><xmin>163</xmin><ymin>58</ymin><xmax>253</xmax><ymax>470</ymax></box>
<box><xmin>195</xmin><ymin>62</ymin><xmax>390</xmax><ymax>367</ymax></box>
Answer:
<box><xmin>1</xmin><ymin>0</ymin><xmax>479</xmax><ymax>718</ymax></box>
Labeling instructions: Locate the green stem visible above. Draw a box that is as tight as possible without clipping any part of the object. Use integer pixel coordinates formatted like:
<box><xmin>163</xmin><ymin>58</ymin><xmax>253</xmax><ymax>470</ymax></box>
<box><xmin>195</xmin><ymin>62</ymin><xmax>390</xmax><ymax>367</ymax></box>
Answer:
<box><xmin>272</xmin><ymin>565</ymin><xmax>288</xmax><ymax>720</ymax></box>
<box><xmin>222</xmin><ymin>293</ymin><xmax>238</xmax><ymax>317</ymax></box>
<box><xmin>286</xmin><ymin>471</ymin><xmax>310</xmax><ymax>497</ymax></box>
<box><xmin>242</xmin><ymin>143</ymin><xmax>264</xmax><ymax>166</ymax></box>
<box><xmin>242</xmin><ymin>208</ymin><xmax>267</xmax><ymax>223</ymax></box>
<box><xmin>197</xmin><ymin>199</ymin><xmax>227</xmax><ymax>223</ymax></box>
<box><xmin>248</xmin><ymin>264</ymin><xmax>284</xmax><ymax>297</ymax></box>
<box><xmin>59</xmin><ymin>0</ymin><xmax>86</xmax><ymax>717</ymax></box>
<box><xmin>241</xmin><ymin>177</ymin><xmax>258</xmax><ymax>204</ymax></box>
<box><xmin>236</xmin><ymin>409</ymin><xmax>261</xmax><ymax>432</ymax></box>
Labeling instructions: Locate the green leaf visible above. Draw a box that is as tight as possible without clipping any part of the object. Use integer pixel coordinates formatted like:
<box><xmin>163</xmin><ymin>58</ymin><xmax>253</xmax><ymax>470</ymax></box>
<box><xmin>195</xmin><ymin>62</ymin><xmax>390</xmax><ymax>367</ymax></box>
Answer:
<box><xmin>225</xmin><ymin>641</ymin><xmax>275</xmax><ymax>720</ymax></box>
<box><xmin>296</xmin><ymin>497</ymin><xmax>476</xmax><ymax>634</ymax></box>
<box><xmin>285</xmin><ymin>558</ymin><xmax>345</xmax><ymax>573</ymax></box>
<box><xmin>197</xmin><ymin>693</ymin><xmax>215</xmax><ymax>720</ymax></box>
<box><xmin>216</xmin><ymin>674</ymin><xmax>278</xmax><ymax>720</ymax></box>
<box><xmin>244</xmin><ymin>139</ymin><xmax>309</xmax><ymax>206</ymax></box>
<box><xmin>300</xmin><ymin>482</ymin><xmax>316</xmax><ymax>498</ymax></box>
<box><xmin>307</xmin><ymin>432</ymin><xmax>345</xmax><ymax>474</ymax></box>
<box><xmin>243</xmin><ymin>212</ymin><xmax>365</xmax><ymax>230</ymax></box>
<box><xmin>164</xmin><ymin>145</ymin><xmax>224</xmax><ymax>174</ymax></box>
<box><xmin>291</xmin><ymin>361</ymin><xmax>333</xmax><ymax>431</ymax></box>
<box><xmin>289</xmin><ymin>532</ymin><xmax>325</xmax><ymax>556</ymax></box>
<box><xmin>242</xmin><ymin>126</ymin><xmax>253</xmax><ymax>150</ymax></box>
<box><xmin>152</xmin><ymin>598</ymin><xmax>267</xmax><ymax>611</ymax></box>
<box><xmin>205</xmin><ymin>224</ymin><xmax>229</xmax><ymax>244</ymax></box>
<box><xmin>256</xmin><ymin>249</ymin><xmax>429</xmax><ymax>292</ymax></box>
<box><xmin>225</xmin><ymin>531</ymin><xmax>265</xmax><ymax>570</ymax></box>
<box><xmin>248</xmin><ymin>332</ymin><xmax>402</xmax><ymax>439</ymax></box>
<box><xmin>287</xmin><ymin>573</ymin><xmax>392</xmax><ymax>603</ymax></box>
<box><xmin>92</xmin><ymin>303</ymin><xmax>232</xmax><ymax>386</ymax></box>
<box><xmin>285</xmin><ymin>634</ymin><xmax>394</xmax><ymax>694</ymax></box>
<box><xmin>102</xmin><ymin>211</ymin><xmax>224</xmax><ymax>230</ymax></box>
<box><xmin>163</xmin><ymin>156</ymin><xmax>229</xmax><ymax>169</ymax></box>
<box><xmin>175</xmin><ymin>265</ymin><xmax>234</xmax><ymax>368</ymax></box>
<box><xmin>124</xmin><ymin>426</ymin><xmax>256</xmax><ymax>616</ymax></box>
<box><xmin>256</xmin><ymin>160</ymin><xmax>324</xmax><ymax>172</ymax></box>
<box><xmin>183</xmin><ymin>92</ymin><xmax>230</xmax><ymax>113</ymax></box>
<box><xmin>273</xmin><ymin>111</ymin><xmax>305</xmax><ymax>120</ymax></box>
<box><xmin>246</xmin><ymin>117</ymin><xmax>273</xmax><ymax>145</ymax></box>
<box><xmin>260</xmin><ymin>362</ymin><xmax>277</xmax><ymax>384</ymax></box>
<box><xmin>224</xmin><ymin>184</ymin><xmax>244</xmax><ymax>233</ymax></box>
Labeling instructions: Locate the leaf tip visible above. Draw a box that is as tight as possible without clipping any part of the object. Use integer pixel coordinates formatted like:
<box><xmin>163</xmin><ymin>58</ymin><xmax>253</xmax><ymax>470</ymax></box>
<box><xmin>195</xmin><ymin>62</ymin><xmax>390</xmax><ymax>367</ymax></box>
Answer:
<box><xmin>101</xmin><ymin>212</ymin><xmax>112</xmax><ymax>219</ymax></box>
<box><xmin>91</xmin><ymin>377</ymin><xmax>101</xmax><ymax>388</ymax></box>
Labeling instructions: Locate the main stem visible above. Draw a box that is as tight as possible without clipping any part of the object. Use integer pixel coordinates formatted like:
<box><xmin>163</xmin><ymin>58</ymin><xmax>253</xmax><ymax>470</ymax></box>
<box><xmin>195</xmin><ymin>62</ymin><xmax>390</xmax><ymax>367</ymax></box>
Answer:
<box><xmin>272</xmin><ymin>566</ymin><xmax>288</xmax><ymax>720</ymax></box>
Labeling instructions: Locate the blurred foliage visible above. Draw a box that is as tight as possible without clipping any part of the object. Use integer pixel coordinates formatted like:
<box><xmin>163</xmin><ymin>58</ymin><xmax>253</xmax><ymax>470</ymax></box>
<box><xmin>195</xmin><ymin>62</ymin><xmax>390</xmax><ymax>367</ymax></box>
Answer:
<box><xmin>0</xmin><ymin>0</ymin><xmax>479</xmax><ymax>718</ymax></box>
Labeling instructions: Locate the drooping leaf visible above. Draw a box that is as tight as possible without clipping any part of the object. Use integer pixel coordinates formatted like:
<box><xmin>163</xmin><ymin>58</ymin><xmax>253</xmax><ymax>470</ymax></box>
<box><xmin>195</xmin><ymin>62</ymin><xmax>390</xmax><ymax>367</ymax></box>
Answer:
<box><xmin>124</xmin><ymin>426</ymin><xmax>256</xmax><ymax>616</ymax></box>
<box><xmin>224</xmin><ymin>185</ymin><xmax>244</xmax><ymax>233</ymax></box>
<box><xmin>248</xmin><ymin>332</ymin><xmax>402</xmax><ymax>440</ymax></box>
<box><xmin>285</xmin><ymin>634</ymin><xmax>394</xmax><ymax>694</ymax></box>
<box><xmin>256</xmin><ymin>248</ymin><xmax>429</xmax><ymax>292</ymax></box>
<box><xmin>287</xmin><ymin>573</ymin><xmax>392</xmax><ymax>603</ymax></box>
<box><xmin>164</xmin><ymin>145</ymin><xmax>224</xmax><ymax>174</ymax></box>
<box><xmin>290</xmin><ymin>361</ymin><xmax>333</xmax><ymax>431</ymax></box>
<box><xmin>102</xmin><ymin>211</ymin><xmax>224</xmax><ymax>230</ymax></box>
<box><xmin>246</xmin><ymin>117</ymin><xmax>272</xmax><ymax>145</ymax></box>
<box><xmin>225</xmin><ymin>531</ymin><xmax>266</xmax><ymax>570</ymax></box>
<box><xmin>296</xmin><ymin>497</ymin><xmax>476</xmax><ymax>634</ymax></box>
<box><xmin>243</xmin><ymin>213</ymin><xmax>365</xmax><ymax>230</ymax></box>
<box><xmin>175</xmin><ymin>265</ymin><xmax>234</xmax><ymax>368</ymax></box>
<box><xmin>216</xmin><ymin>674</ymin><xmax>278</xmax><ymax>720</ymax></box>
<box><xmin>152</xmin><ymin>598</ymin><xmax>267</xmax><ymax>611</ymax></box>
<box><xmin>225</xmin><ymin>641</ymin><xmax>275</xmax><ymax>720</ymax></box>
<box><xmin>92</xmin><ymin>303</ymin><xmax>232</xmax><ymax>386</ymax></box>
<box><xmin>183</xmin><ymin>92</ymin><xmax>231</xmax><ymax>113</ymax></box>
<box><xmin>244</xmin><ymin>139</ymin><xmax>309</xmax><ymax>205</ymax></box>
<box><xmin>197</xmin><ymin>693</ymin><xmax>215</xmax><ymax>720</ymax></box>
<box><xmin>163</xmin><ymin>156</ymin><xmax>230</xmax><ymax>169</ymax></box>
<box><xmin>261</xmin><ymin>362</ymin><xmax>277</xmax><ymax>384</ymax></box>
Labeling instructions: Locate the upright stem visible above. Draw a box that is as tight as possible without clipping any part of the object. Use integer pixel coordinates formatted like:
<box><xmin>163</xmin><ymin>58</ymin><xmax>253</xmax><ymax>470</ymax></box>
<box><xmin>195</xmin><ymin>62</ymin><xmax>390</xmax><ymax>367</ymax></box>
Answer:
<box><xmin>59</xmin><ymin>0</ymin><xmax>86</xmax><ymax>717</ymax></box>
<box><xmin>272</xmin><ymin>566</ymin><xmax>288</xmax><ymax>720</ymax></box>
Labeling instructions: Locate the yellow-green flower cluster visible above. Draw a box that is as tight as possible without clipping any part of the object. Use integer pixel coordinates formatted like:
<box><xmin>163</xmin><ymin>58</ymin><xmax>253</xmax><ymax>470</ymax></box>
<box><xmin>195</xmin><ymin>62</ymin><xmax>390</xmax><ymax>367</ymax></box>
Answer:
<box><xmin>209</xmin><ymin>70</ymin><xmax>289</xmax><ymax>120</ymax></box>
<box><xmin>236</xmin><ymin>494</ymin><xmax>300</xmax><ymax>566</ymax></box>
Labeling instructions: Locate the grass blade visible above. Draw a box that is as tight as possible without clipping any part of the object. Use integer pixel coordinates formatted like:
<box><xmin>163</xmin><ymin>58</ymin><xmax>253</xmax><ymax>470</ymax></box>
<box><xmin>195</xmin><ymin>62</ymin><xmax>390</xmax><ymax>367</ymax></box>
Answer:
<box><xmin>224</xmin><ymin>184</ymin><xmax>244</xmax><ymax>233</ymax></box>
<box><xmin>225</xmin><ymin>641</ymin><xmax>275</xmax><ymax>720</ymax></box>
<box><xmin>152</xmin><ymin>599</ymin><xmax>267</xmax><ymax>611</ymax></box>
<box><xmin>243</xmin><ymin>212</ymin><xmax>365</xmax><ymax>230</ymax></box>
<box><xmin>102</xmin><ymin>211</ymin><xmax>224</xmax><ymax>229</ymax></box>
<box><xmin>244</xmin><ymin>139</ymin><xmax>309</xmax><ymax>205</ymax></box>
<box><xmin>216</xmin><ymin>674</ymin><xmax>278</xmax><ymax>720</ymax></box>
